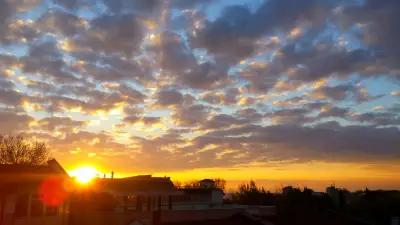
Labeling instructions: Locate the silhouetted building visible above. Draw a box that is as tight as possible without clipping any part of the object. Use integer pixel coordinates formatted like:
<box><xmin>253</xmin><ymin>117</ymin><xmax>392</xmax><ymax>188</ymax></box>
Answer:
<box><xmin>90</xmin><ymin>175</ymin><xmax>181</xmax><ymax>212</ymax></box>
<box><xmin>0</xmin><ymin>159</ymin><xmax>70</xmax><ymax>225</ymax></box>
<box><xmin>199</xmin><ymin>179</ymin><xmax>215</xmax><ymax>189</ymax></box>
<box><xmin>171</xmin><ymin>179</ymin><xmax>224</xmax><ymax>209</ymax></box>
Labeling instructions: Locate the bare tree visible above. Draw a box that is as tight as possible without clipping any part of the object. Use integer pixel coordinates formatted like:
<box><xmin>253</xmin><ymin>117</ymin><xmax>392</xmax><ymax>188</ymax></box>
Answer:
<box><xmin>0</xmin><ymin>135</ymin><xmax>50</xmax><ymax>165</ymax></box>
<box><xmin>214</xmin><ymin>178</ymin><xmax>226</xmax><ymax>190</ymax></box>
<box><xmin>183</xmin><ymin>180</ymin><xmax>199</xmax><ymax>188</ymax></box>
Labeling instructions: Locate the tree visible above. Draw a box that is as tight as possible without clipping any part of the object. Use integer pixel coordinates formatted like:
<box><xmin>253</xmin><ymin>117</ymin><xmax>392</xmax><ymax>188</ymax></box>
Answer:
<box><xmin>0</xmin><ymin>135</ymin><xmax>50</xmax><ymax>165</ymax></box>
<box><xmin>214</xmin><ymin>178</ymin><xmax>226</xmax><ymax>190</ymax></box>
<box><xmin>232</xmin><ymin>180</ymin><xmax>275</xmax><ymax>205</ymax></box>
<box><xmin>183</xmin><ymin>180</ymin><xmax>201</xmax><ymax>188</ymax></box>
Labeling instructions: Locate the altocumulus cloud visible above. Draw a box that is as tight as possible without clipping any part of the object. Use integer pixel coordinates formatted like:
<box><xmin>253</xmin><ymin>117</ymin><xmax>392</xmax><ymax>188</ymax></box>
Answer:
<box><xmin>0</xmin><ymin>0</ymin><xmax>399</xmax><ymax>171</ymax></box>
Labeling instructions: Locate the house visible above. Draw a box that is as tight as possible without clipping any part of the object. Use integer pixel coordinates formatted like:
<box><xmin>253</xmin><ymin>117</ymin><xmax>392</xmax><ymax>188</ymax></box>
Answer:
<box><xmin>67</xmin><ymin>175</ymin><xmax>183</xmax><ymax>225</ymax></box>
<box><xmin>199</xmin><ymin>179</ymin><xmax>215</xmax><ymax>189</ymax></box>
<box><xmin>88</xmin><ymin>175</ymin><xmax>182</xmax><ymax>212</ymax></box>
<box><xmin>172</xmin><ymin>179</ymin><xmax>224</xmax><ymax>209</ymax></box>
<box><xmin>0</xmin><ymin>159</ymin><xmax>70</xmax><ymax>225</ymax></box>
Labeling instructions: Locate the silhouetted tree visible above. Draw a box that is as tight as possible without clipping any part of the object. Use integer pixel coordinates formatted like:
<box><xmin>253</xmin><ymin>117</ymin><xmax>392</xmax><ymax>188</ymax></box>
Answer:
<box><xmin>0</xmin><ymin>135</ymin><xmax>49</xmax><ymax>165</ymax></box>
<box><xmin>214</xmin><ymin>178</ymin><xmax>226</xmax><ymax>190</ymax></box>
<box><xmin>173</xmin><ymin>180</ymin><xmax>183</xmax><ymax>189</ymax></box>
<box><xmin>183</xmin><ymin>180</ymin><xmax>201</xmax><ymax>188</ymax></box>
<box><xmin>232</xmin><ymin>180</ymin><xmax>275</xmax><ymax>205</ymax></box>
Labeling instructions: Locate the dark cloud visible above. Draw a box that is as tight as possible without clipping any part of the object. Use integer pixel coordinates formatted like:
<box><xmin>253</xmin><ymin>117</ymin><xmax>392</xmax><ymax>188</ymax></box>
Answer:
<box><xmin>36</xmin><ymin>10</ymin><xmax>85</xmax><ymax>37</ymax></box>
<box><xmin>0</xmin><ymin>89</ymin><xmax>25</xmax><ymax>106</ymax></box>
<box><xmin>173</xmin><ymin>104</ymin><xmax>210</xmax><ymax>126</ymax></box>
<box><xmin>155</xmin><ymin>89</ymin><xmax>183</xmax><ymax>106</ymax></box>
<box><xmin>316</xmin><ymin>106</ymin><xmax>349</xmax><ymax>119</ymax></box>
<box><xmin>0</xmin><ymin>111</ymin><xmax>33</xmax><ymax>133</ymax></box>
<box><xmin>0</xmin><ymin>77</ymin><xmax>25</xmax><ymax>107</ymax></box>
<box><xmin>190</xmin><ymin>0</ymin><xmax>336</xmax><ymax>63</ymax></box>
<box><xmin>155</xmin><ymin>32</ymin><xmax>229</xmax><ymax>89</ymax></box>
<box><xmin>37</xmin><ymin>116</ymin><xmax>86</xmax><ymax>132</ymax></box>
<box><xmin>102</xmin><ymin>0</ymin><xmax>161</xmax><ymax>15</ymax></box>
<box><xmin>0</xmin><ymin>0</ymin><xmax>42</xmax><ymax>28</ymax></box>
<box><xmin>35</xmin><ymin>89</ymin><xmax>139</xmax><ymax>114</ymax></box>
<box><xmin>201</xmin><ymin>88</ymin><xmax>242</xmax><ymax>105</ymax></box>
<box><xmin>71</xmin><ymin>14</ymin><xmax>144</xmax><ymax>57</ymax></box>
<box><xmin>276</xmin><ymin>44</ymin><xmax>373</xmax><ymax>82</ymax></box>
<box><xmin>240</xmin><ymin>62</ymin><xmax>280</xmax><ymax>93</ymax></box>
<box><xmin>338</xmin><ymin>0</ymin><xmax>400</xmax><ymax>78</ymax></box>
<box><xmin>70</xmin><ymin>55</ymin><xmax>151</xmax><ymax>84</ymax></box>
<box><xmin>21</xmin><ymin>40</ymin><xmax>79</xmax><ymax>82</ymax></box>
<box><xmin>192</xmin><ymin>124</ymin><xmax>400</xmax><ymax>163</ymax></box>
<box><xmin>202</xmin><ymin>114</ymin><xmax>248</xmax><ymax>130</ymax></box>
<box><xmin>351</xmin><ymin>112</ymin><xmax>400</xmax><ymax>126</ymax></box>
<box><xmin>266</xmin><ymin>108</ymin><xmax>315</xmax><ymax>125</ymax></box>
<box><xmin>309</xmin><ymin>84</ymin><xmax>379</xmax><ymax>102</ymax></box>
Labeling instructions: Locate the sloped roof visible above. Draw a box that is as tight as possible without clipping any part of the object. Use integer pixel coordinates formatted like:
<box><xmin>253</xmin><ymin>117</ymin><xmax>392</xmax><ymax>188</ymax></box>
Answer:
<box><xmin>0</xmin><ymin>159</ymin><xmax>69</xmax><ymax>184</ymax></box>
<box><xmin>93</xmin><ymin>175</ymin><xmax>179</xmax><ymax>195</ymax></box>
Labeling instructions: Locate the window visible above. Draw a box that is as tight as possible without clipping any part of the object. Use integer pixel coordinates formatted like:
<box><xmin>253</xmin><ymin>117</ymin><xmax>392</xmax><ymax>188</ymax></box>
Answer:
<box><xmin>30</xmin><ymin>195</ymin><xmax>43</xmax><ymax>217</ymax></box>
<box><xmin>15</xmin><ymin>194</ymin><xmax>29</xmax><ymax>217</ymax></box>
<box><xmin>45</xmin><ymin>206</ymin><xmax>58</xmax><ymax>216</ymax></box>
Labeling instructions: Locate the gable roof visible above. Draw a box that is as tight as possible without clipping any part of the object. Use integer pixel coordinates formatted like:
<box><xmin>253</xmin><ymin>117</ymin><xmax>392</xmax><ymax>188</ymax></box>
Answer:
<box><xmin>0</xmin><ymin>159</ymin><xmax>69</xmax><ymax>184</ymax></box>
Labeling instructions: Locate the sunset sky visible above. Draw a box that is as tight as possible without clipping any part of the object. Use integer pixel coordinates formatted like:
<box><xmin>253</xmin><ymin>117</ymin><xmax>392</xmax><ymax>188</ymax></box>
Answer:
<box><xmin>0</xmin><ymin>0</ymin><xmax>399</xmax><ymax>191</ymax></box>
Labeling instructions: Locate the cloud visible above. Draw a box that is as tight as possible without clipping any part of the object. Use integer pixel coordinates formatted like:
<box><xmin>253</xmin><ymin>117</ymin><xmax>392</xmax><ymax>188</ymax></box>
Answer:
<box><xmin>21</xmin><ymin>40</ymin><xmax>79</xmax><ymax>82</ymax></box>
<box><xmin>0</xmin><ymin>110</ymin><xmax>33</xmax><ymax>133</ymax></box>
<box><xmin>192</xmin><ymin>124</ymin><xmax>400</xmax><ymax>163</ymax></box>
<box><xmin>36</xmin><ymin>116</ymin><xmax>86</xmax><ymax>132</ymax></box>
<box><xmin>190</xmin><ymin>0</ymin><xmax>336</xmax><ymax>63</ymax></box>
<box><xmin>155</xmin><ymin>89</ymin><xmax>183</xmax><ymax>107</ymax></box>
<box><xmin>350</xmin><ymin>112</ymin><xmax>400</xmax><ymax>126</ymax></box>
<box><xmin>0</xmin><ymin>89</ymin><xmax>25</xmax><ymax>106</ymax></box>
<box><xmin>337</xmin><ymin>0</ymin><xmax>400</xmax><ymax>78</ymax></box>
<box><xmin>202</xmin><ymin>114</ymin><xmax>249</xmax><ymax>130</ymax></box>
<box><xmin>153</xmin><ymin>31</ymin><xmax>229</xmax><ymax>89</ymax></box>
<box><xmin>173</xmin><ymin>104</ymin><xmax>210</xmax><ymax>127</ymax></box>
<box><xmin>0</xmin><ymin>0</ymin><xmax>400</xmax><ymax>172</ymax></box>
<box><xmin>71</xmin><ymin>14</ymin><xmax>144</xmax><ymax>57</ymax></box>
<box><xmin>266</xmin><ymin>108</ymin><xmax>315</xmax><ymax>125</ymax></box>
<box><xmin>391</xmin><ymin>91</ymin><xmax>400</xmax><ymax>97</ymax></box>
<box><xmin>309</xmin><ymin>84</ymin><xmax>378</xmax><ymax>102</ymax></box>
<box><xmin>123</xmin><ymin>115</ymin><xmax>160</xmax><ymax>125</ymax></box>
<box><xmin>36</xmin><ymin>10</ymin><xmax>86</xmax><ymax>37</ymax></box>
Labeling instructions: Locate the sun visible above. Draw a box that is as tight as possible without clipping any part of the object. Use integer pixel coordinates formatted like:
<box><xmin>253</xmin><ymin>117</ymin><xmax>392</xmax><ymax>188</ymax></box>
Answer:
<box><xmin>69</xmin><ymin>166</ymin><xmax>98</xmax><ymax>184</ymax></box>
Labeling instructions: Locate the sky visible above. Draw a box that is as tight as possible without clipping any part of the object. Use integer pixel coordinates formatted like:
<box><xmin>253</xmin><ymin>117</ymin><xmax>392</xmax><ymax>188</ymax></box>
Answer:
<box><xmin>0</xmin><ymin>0</ymin><xmax>399</xmax><ymax>191</ymax></box>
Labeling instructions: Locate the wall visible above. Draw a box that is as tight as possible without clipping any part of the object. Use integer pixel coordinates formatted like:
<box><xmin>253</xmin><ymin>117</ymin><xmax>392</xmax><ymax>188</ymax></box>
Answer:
<box><xmin>13</xmin><ymin>216</ymin><xmax>65</xmax><ymax>225</ymax></box>
<box><xmin>160</xmin><ymin>208</ymin><xmax>245</xmax><ymax>223</ymax></box>
<box><xmin>68</xmin><ymin>212</ymin><xmax>153</xmax><ymax>225</ymax></box>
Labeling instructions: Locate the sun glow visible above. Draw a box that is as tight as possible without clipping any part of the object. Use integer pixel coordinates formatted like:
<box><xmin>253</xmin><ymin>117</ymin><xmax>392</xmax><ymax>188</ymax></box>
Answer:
<box><xmin>69</xmin><ymin>166</ymin><xmax>99</xmax><ymax>184</ymax></box>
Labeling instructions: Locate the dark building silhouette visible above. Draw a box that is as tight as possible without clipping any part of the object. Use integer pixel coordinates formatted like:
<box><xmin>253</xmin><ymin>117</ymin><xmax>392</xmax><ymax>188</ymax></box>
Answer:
<box><xmin>0</xmin><ymin>159</ymin><xmax>70</xmax><ymax>225</ymax></box>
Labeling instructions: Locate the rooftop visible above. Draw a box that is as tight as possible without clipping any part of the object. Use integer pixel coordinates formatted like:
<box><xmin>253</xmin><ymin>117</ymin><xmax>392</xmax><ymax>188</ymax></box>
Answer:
<box><xmin>92</xmin><ymin>175</ymin><xmax>180</xmax><ymax>195</ymax></box>
<box><xmin>0</xmin><ymin>159</ymin><xmax>69</xmax><ymax>184</ymax></box>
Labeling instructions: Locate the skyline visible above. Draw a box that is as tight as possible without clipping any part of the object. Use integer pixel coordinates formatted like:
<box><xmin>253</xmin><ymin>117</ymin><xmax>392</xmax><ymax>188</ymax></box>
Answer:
<box><xmin>0</xmin><ymin>0</ymin><xmax>399</xmax><ymax>191</ymax></box>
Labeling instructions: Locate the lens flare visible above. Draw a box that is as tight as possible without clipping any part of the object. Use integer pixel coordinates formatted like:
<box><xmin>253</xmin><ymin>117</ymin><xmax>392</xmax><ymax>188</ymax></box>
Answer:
<box><xmin>39</xmin><ymin>177</ymin><xmax>68</xmax><ymax>207</ymax></box>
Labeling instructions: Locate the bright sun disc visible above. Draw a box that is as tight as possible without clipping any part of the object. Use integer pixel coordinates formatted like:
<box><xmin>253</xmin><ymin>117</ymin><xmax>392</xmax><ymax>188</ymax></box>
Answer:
<box><xmin>70</xmin><ymin>166</ymin><xmax>98</xmax><ymax>184</ymax></box>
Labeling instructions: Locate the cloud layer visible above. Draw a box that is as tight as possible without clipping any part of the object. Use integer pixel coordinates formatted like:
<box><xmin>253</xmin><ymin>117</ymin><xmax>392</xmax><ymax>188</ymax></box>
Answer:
<box><xmin>0</xmin><ymin>0</ymin><xmax>399</xmax><ymax>173</ymax></box>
